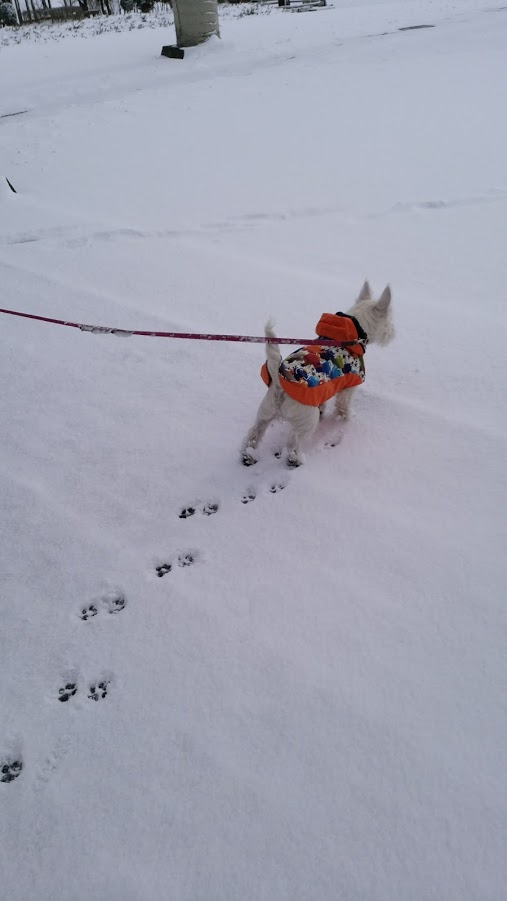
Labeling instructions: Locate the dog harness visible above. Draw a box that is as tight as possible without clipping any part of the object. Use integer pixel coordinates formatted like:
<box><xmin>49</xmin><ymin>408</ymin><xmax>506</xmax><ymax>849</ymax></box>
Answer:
<box><xmin>261</xmin><ymin>313</ymin><xmax>367</xmax><ymax>407</ymax></box>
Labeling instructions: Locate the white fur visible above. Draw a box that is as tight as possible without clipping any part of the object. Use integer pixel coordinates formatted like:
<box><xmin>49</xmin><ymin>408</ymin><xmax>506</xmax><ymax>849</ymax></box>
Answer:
<box><xmin>241</xmin><ymin>281</ymin><xmax>394</xmax><ymax>468</ymax></box>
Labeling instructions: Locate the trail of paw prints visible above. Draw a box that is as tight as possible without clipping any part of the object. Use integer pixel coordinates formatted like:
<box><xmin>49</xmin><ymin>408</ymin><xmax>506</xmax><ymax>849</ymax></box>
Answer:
<box><xmin>56</xmin><ymin>679</ymin><xmax>111</xmax><ymax>703</ymax></box>
<box><xmin>242</xmin><ymin>478</ymin><xmax>288</xmax><ymax>504</ymax></box>
<box><xmin>179</xmin><ymin>500</ymin><xmax>220</xmax><ymax>519</ymax></box>
<box><xmin>156</xmin><ymin>550</ymin><xmax>199</xmax><ymax>578</ymax></box>
<box><xmin>80</xmin><ymin>590</ymin><xmax>127</xmax><ymax>622</ymax></box>
<box><xmin>1</xmin><ymin>759</ymin><xmax>23</xmax><ymax>784</ymax></box>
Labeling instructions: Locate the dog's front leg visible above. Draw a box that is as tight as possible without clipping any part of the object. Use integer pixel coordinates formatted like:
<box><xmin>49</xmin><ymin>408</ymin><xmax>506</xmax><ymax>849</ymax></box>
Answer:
<box><xmin>333</xmin><ymin>386</ymin><xmax>356</xmax><ymax>421</ymax></box>
<box><xmin>285</xmin><ymin>401</ymin><xmax>320</xmax><ymax>468</ymax></box>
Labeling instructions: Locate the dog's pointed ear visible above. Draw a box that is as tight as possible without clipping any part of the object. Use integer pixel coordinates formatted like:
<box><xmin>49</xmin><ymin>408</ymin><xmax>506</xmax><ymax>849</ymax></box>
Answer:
<box><xmin>375</xmin><ymin>285</ymin><xmax>391</xmax><ymax>313</ymax></box>
<box><xmin>358</xmin><ymin>280</ymin><xmax>372</xmax><ymax>300</ymax></box>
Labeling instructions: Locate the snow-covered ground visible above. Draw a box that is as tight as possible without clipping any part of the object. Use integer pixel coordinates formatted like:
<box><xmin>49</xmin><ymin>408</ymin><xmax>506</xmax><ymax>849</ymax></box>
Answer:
<box><xmin>1</xmin><ymin>2</ymin><xmax>506</xmax><ymax>899</ymax></box>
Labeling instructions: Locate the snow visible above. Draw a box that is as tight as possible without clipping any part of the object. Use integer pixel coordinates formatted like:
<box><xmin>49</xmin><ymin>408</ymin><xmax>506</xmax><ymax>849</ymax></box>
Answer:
<box><xmin>1</xmin><ymin>2</ymin><xmax>507</xmax><ymax>899</ymax></box>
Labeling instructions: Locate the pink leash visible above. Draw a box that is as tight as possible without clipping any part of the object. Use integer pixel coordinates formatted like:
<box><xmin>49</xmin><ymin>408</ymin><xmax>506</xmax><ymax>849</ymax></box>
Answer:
<box><xmin>0</xmin><ymin>307</ymin><xmax>363</xmax><ymax>347</ymax></box>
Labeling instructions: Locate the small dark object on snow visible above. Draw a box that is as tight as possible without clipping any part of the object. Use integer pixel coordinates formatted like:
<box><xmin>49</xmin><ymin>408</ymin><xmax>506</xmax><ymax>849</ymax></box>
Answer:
<box><xmin>398</xmin><ymin>23</ymin><xmax>434</xmax><ymax>31</ymax></box>
<box><xmin>5</xmin><ymin>177</ymin><xmax>16</xmax><ymax>193</ymax></box>
<box><xmin>0</xmin><ymin>111</ymin><xmax>28</xmax><ymax>120</ymax></box>
<box><xmin>161</xmin><ymin>45</ymin><xmax>185</xmax><ymax>60</ymax></box>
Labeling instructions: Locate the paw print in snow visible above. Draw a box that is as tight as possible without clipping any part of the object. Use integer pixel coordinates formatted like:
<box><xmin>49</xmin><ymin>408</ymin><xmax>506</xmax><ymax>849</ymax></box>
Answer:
<box><xmin>58</xmin><ymin>683</ymin><xmax>77</xmax><ymax>702</ymax></box>
<box><xmin>178</xmin><ymin>552</ymin><xmax>195</xmax><ymax>567</ymax></box>
<box><xmin>80</xmin><ymin>604</ymin><xmax>98</xmax><ymax>621</ymax></box>
<box><xmin>104</xmin><ymin>592</ymin><xmax>126</xmax><ymax>615</ymax></box>
<box><xmin>80</xmin><ymin>592</ymin><xmax>127</xmax><ymax>621</ymax></box>
<box><xmin>88</xmin><ymin>680</ymin><xmax>110</xmax><ymax>702</ymax></box>
<box><xmin>202</xmin><ymin>502</ymin><xmax>219</xmax><ymax>516</ymax></box>
<box><xmin>1</xmin><ymin>760</ymin><xmax>23</xmax><ymax>784</ymax></box>
<box><xmin>179</xmin><ymin>501</ymin><xmax>219</xmax><ymax>519</ymax></box>
<box><xmin>241</xmin><ymin>489</ymin><xmax>256</xmax><ymax>504</ymax></box>
<box><xmin>269</xmin><ymin>481</ymin><xmax>286</xmax><ymax>494</ymax></box>
<box><xmin>156</xmin><ymin>551</ymin><xmax>197</xmax><ymax>577</ymax></box>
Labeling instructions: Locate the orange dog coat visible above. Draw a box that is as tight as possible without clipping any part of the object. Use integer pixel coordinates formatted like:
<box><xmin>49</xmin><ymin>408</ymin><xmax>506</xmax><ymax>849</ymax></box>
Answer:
<box><xmin>261</xmin><ymin>313</ymin><xmax>367</xmax><ymax>407</ymax></box>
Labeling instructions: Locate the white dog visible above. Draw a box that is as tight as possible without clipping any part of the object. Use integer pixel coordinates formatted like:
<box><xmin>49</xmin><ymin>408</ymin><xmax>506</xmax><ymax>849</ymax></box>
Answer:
<box><xmin>241</xmin><ymin>281</ymin><xmax>394</xmax><ymax>468</ymax></box>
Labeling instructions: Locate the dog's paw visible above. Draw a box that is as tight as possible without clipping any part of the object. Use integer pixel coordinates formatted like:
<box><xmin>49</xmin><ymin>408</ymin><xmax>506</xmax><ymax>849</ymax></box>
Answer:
<box><xmin>241</xmin><ymin>450</ymin><xmax>257</xmax><ymax>467</ymax></box>
<box><xmin>287</xmin><ymin>454</ymin><xmax>303</xmax><ymax>469</ymax></box>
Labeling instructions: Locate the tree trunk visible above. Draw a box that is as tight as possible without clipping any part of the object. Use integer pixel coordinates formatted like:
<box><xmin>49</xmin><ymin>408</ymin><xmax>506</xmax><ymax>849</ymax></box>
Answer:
<box><xmin>172</xmin><ymin>0</ymin><xmax>219</xmax><ymax>48</ymax></box>
<box><xmin>12</xmin><ymin>0</ymin><xmax>23</xmax><ymax>24</ymax></box>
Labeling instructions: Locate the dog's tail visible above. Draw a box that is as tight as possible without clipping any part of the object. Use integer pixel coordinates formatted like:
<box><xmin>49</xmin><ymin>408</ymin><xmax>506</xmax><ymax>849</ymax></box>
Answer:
<box><xmin>265</xmin><ymin>319</ymin><xmax>282</xmax><ymax>384</ymax></box>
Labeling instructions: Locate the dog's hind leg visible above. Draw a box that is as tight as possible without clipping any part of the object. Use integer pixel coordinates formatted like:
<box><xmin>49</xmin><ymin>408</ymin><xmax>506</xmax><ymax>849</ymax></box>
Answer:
<box><xmin>240</xmin><ymin>389</ymin><xmax>278</xmax><ymax>466</ymax></box>
<box><xmin>241</xmin><ymin>416</ymin><xmax>272</xmax><ymax>466</ymax></box>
